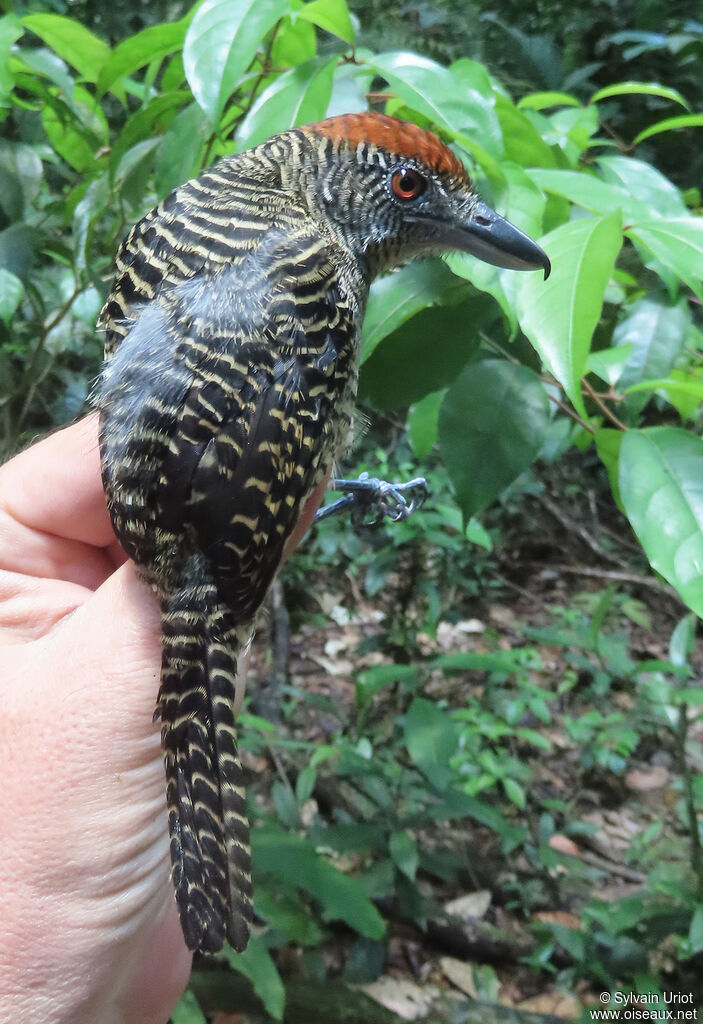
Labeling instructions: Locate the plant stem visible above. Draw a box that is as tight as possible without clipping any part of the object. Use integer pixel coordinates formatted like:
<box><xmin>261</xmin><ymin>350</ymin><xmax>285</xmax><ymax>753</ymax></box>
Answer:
<box><xmin>675</xmin><ymin>705</ymin><xmax>703</xmax><ymax>899</ymax></box>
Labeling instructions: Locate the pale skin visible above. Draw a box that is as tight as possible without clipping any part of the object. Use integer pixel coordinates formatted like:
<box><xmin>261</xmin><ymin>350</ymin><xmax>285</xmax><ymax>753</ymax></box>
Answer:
<box><xmin>0</xmin><ymin>413</ymin><xmax>328</xmax><ymax>1024</ymax></box>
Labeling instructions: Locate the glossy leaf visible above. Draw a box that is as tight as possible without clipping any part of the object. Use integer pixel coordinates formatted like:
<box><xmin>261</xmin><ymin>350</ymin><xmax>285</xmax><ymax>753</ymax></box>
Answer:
<box><xmin>296</xmin><ymin>0</ymin><xmax>355</xmax><ymax>45</ymax></box>
<box><xmin>438</xmin><ymin>359</ymin><xmax>550</xmax><ymax>519</ymax></box>
<box><xmin>368</xmin><ymin>51</ymin><xmax>504</xmax><ymax>174</ymax></box>
<box><xmin>231</xmin><ymin>934</ymin><xmax>285</xmax><ymax>1019</ymax></box>
<box><xmin>597</xmin><ymin>155</ymin><xmax>688</xmax><ymax>218</ymax></box>
<box><xmin>21</xmin><ymin>14</ymin><xmax>109</xmax><ymax>82</ymax></box>
<box><xmin>11</xmin><ymin>45</ymin><xmax>75</xmax><ymax>101</ymax></box>
<box><xmin>528</xmin><ymin>168</ymin><xmax>649</xmax><ymax>222</ymax></box>
<box><xmin>516</xmin><ymin>211</ymin><xmax>622</xmax><ymax>417</ymax></box>
<box><xmin>595</xmin><ymin>428</ymin><xmax>624</xmax><ymax>511</ymax></box>
<box><xmin>633</xmin><ymin>114</ymin><xmax>703</xmax><ymax>146</ymax></box>
<box><xmin>361</xmin><ymin>260</ymin><xmax>465</xmax><ymax>363</ymax></box>
<box><xmin>360</xmin><ymin>293</ymin><xmax>490</xmax><ymax>410</ymax></box>
<box><xmin>237</xmin><ymin>56</ymin><xmax>335</xmax><ymax>149</ymax></box>
<box><xmin>97</xmin><ymin>19</ymin><xmax>190</xmax><ymax>97</ymax></box>
<box><xmin>408</xmin><ymin>389</ymin><xmax>444</xmax><ymax>457</ymax></box>
<box><xmin>628</xmin><ymin>218</ymin><xmax>703</xmax><ymax>300</ymax></box>
<box><xmin>0</xmin><ymin>15</ymin><xmax>23</xmax><ymax>100</ymax></box>
<box><xmin>620</xmin><ymin>427</ymin><xmax>703</xmax><ymax>616</ymax></box>
<box><xmin>613</xmin><ymin>298</ymin><xmax>689</xmax><ymax>414</ymax></box>
<box><xmin>518</xmin><ymin>91</ymin><xmax>581</xmax><ymax>110</ymax></box>
<box><xmin>155</xmin><ymin>101</ymin><xmax>208</xmax><ymax>197</ymax></box>
<box><xmin>184</xmin><ymin>0</ymin><xmax>292</xmax><ymax>124</ymax></box>
<box><xmin>591</xmin><ymin>81</ymin><xmax>690</xmax><ymax>110</ymax></box>
<box><xmin>0</xmin><ymin>267</ymin><xmax>23</xmax><ymax>324</ymax></box>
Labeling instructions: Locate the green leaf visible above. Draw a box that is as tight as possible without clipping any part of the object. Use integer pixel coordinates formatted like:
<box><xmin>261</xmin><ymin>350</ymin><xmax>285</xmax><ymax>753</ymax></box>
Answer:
<box><xmin>155</xmin><ymin>101</ymin><xmax>208</xmax><ymax>197</ymax></box>
<box><xmin>591</xmin><ymin>81</ymin><xmax>691</xmax><ymax>110</ymax></box>
<box><xmin>0</xmin><ymin>267</ymin><xmax>23</xmax><ymax>324</ymax></box>
<box><xmin>41</xmin><ymin>86</ymin><xmax>109</xmax><ymax>172</ymax></box>
<box><xmin>360</xmin><ymin>293</ymin><xmax>489</xmax><ymax>410</ymax></box>
<box><xmin>184</xmin><ymin>0</ymin><xmax>292</xmax><ymax>125</ymax></box>
<box><xmin>21</xmin><ymin>14</ymin><xmax>109</xmax><ymax>83</ymax></box>
<box><xmin>689</xmin><ymin>905</ymin><xmax>703</xmax><ymax>954</ymax></box>
<box><xmin>527</xmin><ymin>167</ymin><xmax>649</xmax><ymax>221</ymax></box>
<box><xmin>229</xmin><ymin>934</ymin><xmax>285</xmax><ymax>1019</ymax></box>
<box><xmin>255</xmin><ymin>886</ymin><xmax>323</xmax><ymax>945</ymax></box>
<box><xmin>404</xmin><ymin>697</ymin><xmax>458</xmax><ymax>790</ymax></box>
<box><xmin>254</xmin><ymin>827</ymin><xmax>385</xmax><ymax>938</ymax></box>
<box><xmin>109</xmin><ymin>90</ymin><xmax>188</xmax><ymax>176</ymax></box>
<box><xmin>408</xmin><ymin>389</ymin><xmax>444</xmax><ymax>457</ymax></box>
<box><xmin>11</xmin><ymin>45</ymin><xmax>75</xmax><ymax>101</ymax></box>
<box><xmin>613</xmin><ymin>297</ymin><xmax>689</xmax><ymax>412</ymax></box>
<box><xmin>627</xmin><ymin>218</ymin><xmax>703</xmax><ymax>300</ymax></box>
<box><xmin>633</xmin><ymin>114</ymin><xmax>703</xmax><ymax>147</ymax></box>
<box><xmin>97</xmin><ymin>19</ymin><xmax>190</xmax><ymax>97</ymax></box>
<box><xmin>171</xmin><ymin>988</ymin><xmax>207</xmax><ymax>1024</ymax></box>
<box><xmin>390</xmin><ymin>830</ymin><xmax>419</xmax><ymax>880</ymax></box>
<box><xmin>619</xmin><ymin>427</ymin><xmax>703</xmax><ymax>616</ymax></box>
<box><xmin>368</xmin><ymin>51</ymin><xmax>504</xmax><ymax>177</ymax></box>
<box><xmin>438</xmin><ymin>359</ymin><xmax>550</xmax><ymax>518</ymax></box>
<box><xmin>237</xmin><ymin>56</ymin><xmax>335</xmax><ymax>149</ymax></box>
<box><xmin>518</xmin><ymin>91</ymin><xmax>582</xmax><ymax>110</ymax></box>
<box><xmin>495</xmin><ymin>97</ymin><xmax>557</xmax><ymax>169</ymax></box>
<box><xmin>595</xmin><ymin>428</ymin><xmax>624</xmax><ymax>510</ymax></box>
<box><xmin>516</xmin><ymin>211</ymin><xmax>622</xmax><ymax>417</ymax></box>
<box><xmin>503</xmin><ymin>777</ymin><xmax>526</xmax><ymax>809</ymax></box>
<box><xmin>361</xmin><ymin>260</ymin><xmax>465</xmax><ymax>363</ymax></box>
<box><xmin>296</xmin><ymin>0</ymin><xmax>355</xmax><ymax>45</ymax></box>
<box><xmin>0</xmin><ymin>14</ymin><xmax>23</xmax><ymax>100</ymax></box>
<box><xmin>597</xmin><ymin>155</ymin><xmax>688</xmax><ymax>218</ymax></box>
<box><xmin>587</xmin><ymin>345</ymin><xmax>633</xmax><ymax>386</ymax></box>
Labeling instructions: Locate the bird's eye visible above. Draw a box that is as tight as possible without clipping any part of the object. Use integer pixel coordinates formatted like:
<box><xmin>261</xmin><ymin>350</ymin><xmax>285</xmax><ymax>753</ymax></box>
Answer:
<box><xmin>390</xmin><ymin>167</ymin><xmax>426</xmax><ymax>201</ymax></box>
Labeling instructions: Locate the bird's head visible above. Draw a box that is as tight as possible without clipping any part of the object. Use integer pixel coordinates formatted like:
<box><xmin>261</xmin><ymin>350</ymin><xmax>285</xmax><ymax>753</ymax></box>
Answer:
<box><xmin>292</xmin><ymin>113</ymin><xmax>550</xmax><ymax>281</ymax></box>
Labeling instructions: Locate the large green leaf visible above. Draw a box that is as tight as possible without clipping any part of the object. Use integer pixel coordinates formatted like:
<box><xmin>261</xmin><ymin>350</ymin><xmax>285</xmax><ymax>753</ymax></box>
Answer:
<box><xmin>296</xmin><ymin>0</ymin><xmax>355</xmax><ymax>45</ymax></box>
<box><xmin>613</xmin><ymin>297</ymin><xmax>689</xmax><ymax>413</ymax></box>
<box><xmin>404</xmin><ymin>698</ymin><xmax>458</xmax><ymax>790</ymax></box>
<box><xmin>21</xmin><ymin>14</ymin><xmax>109</xmax><ymax>83</ymax></box>
<box><xmin>171</xmin><ymin>989</ymin><xmax>207</xmax><ymax>1024</ymax></box>
<box><xmin>619</xmin><ymin>427</ymin><xmax>703</xmax><ymax>616</ymax></box>
<box><xmin>361</xmin><ymin>260</ymin><xmax>465</xmax><ymax>363</ymax></box>
<box><xmin>527</xmin><ymin>168</ymin><xmax>649</xmax><ymax>222</ymax></box>
<box><xmin>228</xmin><ymin>934</ymin><xmax>285</xmax><ymax>1020</ymax></box>
<box><xmin>438</xmin><ymin>359</ymin><xmax>550</xmax><ymax>518</ymax></box>
<box><xmin>155</xmin><ymin>101</ymin><xmax>208</xmax><ymax>197</ymax></box>
<box><xmin>97</xmin><ymin>18</ymin><xmax>190</xmax><ymax>97</ymax></box>
<box><xmin>0</xmin><ymin>14</ymin><xmax>23</xmax><ymax>101</ymax></box>
<box><xmin>184</xmin><ymin>0</ymin><xmax>292</xmax><ymax>125</ymax></box>
<box><xmin>368</xmin><ymin>51</ymin><xmax>504</xmax><ymax>178</ymax></box>
<box><xmin>627</xmin><ymin>218</ymin><xmax>703</xmax><ymax>300</ymax></box>
<box><xmin>516</xmin><ymin>210</ymin><xmax>622</xmax><ymax>417</ymax></box>
<box><xmin>633</xmin><ymin>113</ymin><xmax>703</xmax><ymax>146</ymax></box>
<box><xmin>0</xmin><ymin>267</ymin><xmax>23</xmax><ymax>324</ymax></box>
<box><xmin>597</xmin><ymin>156</ymin><xmax>688</xmax><ymax>218</ymax></box>
<box><xmin>360</xmin><ymin>293</ymin><xmax>494</xmax><ymax>410</ymax></box>
<box><xmin>253</xmin><ymin>826</ymin><xmax>385</xmax><ymax>938</ymax></box>
<box><xmin>236</xmin><ymin>56</ymin><xmax>335</xmax><ymax>149</ymax></box>
<box><xmin>591</xmin><ymin>81</ymin><xmax>690</xmax><ymax>110</ymax></box>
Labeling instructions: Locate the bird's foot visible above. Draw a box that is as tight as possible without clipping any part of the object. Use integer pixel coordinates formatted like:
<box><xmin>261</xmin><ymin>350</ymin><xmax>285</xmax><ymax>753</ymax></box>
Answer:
<box><xmin>314</xmin><ymin>473</ymin><xmax>428</xmax><ymax>527</ymax></box>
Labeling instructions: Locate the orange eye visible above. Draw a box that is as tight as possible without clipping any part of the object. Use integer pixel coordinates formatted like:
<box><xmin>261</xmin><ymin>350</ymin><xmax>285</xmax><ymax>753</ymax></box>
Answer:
<box><xmin>391</xmin><ymin>167</ymin><xmax>426</xmax><ymax>201</ymax></box>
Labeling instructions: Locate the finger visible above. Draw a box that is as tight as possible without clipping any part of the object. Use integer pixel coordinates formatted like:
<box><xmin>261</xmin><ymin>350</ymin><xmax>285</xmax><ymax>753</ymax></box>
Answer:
<box><xmin>0</xmin><ymin>415</ymin><xmax>121</xmax><ymax>588</ymax></box>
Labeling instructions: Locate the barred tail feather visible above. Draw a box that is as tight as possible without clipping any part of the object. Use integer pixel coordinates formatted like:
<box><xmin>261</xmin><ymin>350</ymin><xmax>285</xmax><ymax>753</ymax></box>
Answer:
<box><xmin>156</xmin><ymin>569</ymin><xmax>253</xmax><ymax>953</ymax></box>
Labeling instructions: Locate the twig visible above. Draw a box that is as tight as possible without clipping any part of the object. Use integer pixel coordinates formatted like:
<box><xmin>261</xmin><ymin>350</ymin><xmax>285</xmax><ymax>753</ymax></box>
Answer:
<box><xmin>535</xmin><ymin>493</ymin><xmax>622</xmax><ymax>566</ymax></box>
<box><xmin>581</xmin><ymin>377</ymin><xmax>629</xmax><ymax>432</ymax></box>
<box><xmin>532</xmin><ymin>562</ymin><xmax>681</xmax><ymax>602</ymax></box>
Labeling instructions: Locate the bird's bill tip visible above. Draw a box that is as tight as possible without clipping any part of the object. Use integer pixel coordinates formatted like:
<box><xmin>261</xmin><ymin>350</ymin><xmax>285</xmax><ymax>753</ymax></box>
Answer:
<box><xmin>451</xmin><ymin>200</ymin><xmax>551</xmax><ymax>279</ymax></box>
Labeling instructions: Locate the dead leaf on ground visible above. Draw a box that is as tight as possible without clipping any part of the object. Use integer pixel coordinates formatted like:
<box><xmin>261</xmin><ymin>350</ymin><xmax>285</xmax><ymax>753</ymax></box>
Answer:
<box><xmin>440</xmin><ymin>956</ymin><xmax>478</xmax><ymax>998</ymax></box>
<box><xmin>360</xmin><ymin>977</ymin><xmax>444</xmax><ymax>1020</ymax></box>
<box><xmin>549</xmin><ymin>834</ymin><xmax>581</xmax><ymax>857</ymax></box>
<box><xmin>444</xmin><ymin>890</ymin><xmax>492</xmax><ymax>920</ymax></box>
<box><xmin>533</xmin><ymin>910</ymin><xmax>581</xmax><ymax>929</ymax></box>
<box><xmin>518</xmin><ymin>990</ymin><xmax>581</xmax><ymax>1019</ymax></box>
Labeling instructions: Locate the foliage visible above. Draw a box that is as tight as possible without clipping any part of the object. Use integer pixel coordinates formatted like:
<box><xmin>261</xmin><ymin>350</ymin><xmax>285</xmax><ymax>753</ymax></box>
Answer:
<box><xmin>1</xmin><ymin>0</ymin><xmax>703</xmax><ymax>1016</ymax></box>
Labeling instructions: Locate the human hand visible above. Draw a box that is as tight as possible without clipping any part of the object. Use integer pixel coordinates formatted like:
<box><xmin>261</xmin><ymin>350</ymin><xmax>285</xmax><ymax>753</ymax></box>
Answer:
<box><xmin>0</xmin><ymin>414</ymin><xmax>327</xmax><ymax>1024</ymax></box>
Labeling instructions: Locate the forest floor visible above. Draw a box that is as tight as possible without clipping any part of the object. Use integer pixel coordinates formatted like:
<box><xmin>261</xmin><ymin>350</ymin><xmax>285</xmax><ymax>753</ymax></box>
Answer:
<box><xmin>202</xmin><ymin>466</ymin><xmax>703</xmax><ymax>1023</ymax></box>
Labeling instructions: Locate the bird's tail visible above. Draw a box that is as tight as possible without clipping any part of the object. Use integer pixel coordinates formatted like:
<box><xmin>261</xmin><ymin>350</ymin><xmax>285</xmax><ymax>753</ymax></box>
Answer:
<box><xmin>156</xmin><ymin>565</ymin><xmax>253</xmax><ymax>953</ymax></box>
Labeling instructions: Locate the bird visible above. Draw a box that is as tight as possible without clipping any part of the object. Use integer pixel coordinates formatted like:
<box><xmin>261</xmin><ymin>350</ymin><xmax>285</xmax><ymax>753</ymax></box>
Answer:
<box><xmin>95</xmin><ymin>112</ymin><xmax>550</xmax><ymax>955</ymax></box>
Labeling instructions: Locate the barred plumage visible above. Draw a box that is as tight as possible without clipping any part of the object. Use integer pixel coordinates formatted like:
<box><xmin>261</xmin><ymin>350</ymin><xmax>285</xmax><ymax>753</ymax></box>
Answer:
<box><xmin>96</xmin><ymin>113</ymin><xmax>550</xmax><ymax>953</ymax></box>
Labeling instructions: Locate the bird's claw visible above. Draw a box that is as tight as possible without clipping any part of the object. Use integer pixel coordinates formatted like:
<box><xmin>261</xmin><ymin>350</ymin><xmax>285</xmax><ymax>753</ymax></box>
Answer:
<box><xmin>313</xmin><ymin>472</ymin><xmax>428</xmax><ymax>527</ymax></box>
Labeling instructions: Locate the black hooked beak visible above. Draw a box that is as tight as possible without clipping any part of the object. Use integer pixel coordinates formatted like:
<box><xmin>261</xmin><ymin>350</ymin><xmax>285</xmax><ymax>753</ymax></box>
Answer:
<box><xmin>448</xmin><ymin>199</ymin><xmax>551</xmax><ymax>279</ymax></box>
